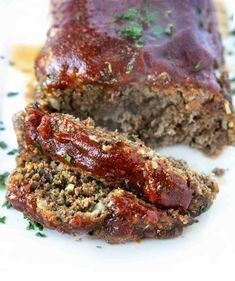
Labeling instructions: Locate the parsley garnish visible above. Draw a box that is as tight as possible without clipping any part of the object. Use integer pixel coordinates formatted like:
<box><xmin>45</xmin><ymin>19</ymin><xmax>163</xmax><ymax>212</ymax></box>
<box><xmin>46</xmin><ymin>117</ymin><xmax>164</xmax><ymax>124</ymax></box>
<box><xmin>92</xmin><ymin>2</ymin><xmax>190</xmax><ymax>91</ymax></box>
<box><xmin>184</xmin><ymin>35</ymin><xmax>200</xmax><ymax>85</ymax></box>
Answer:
<box><xmin>127</xmin><ymin>135</ymin><xmax>137</xmax><ymax>142</ymax></box>
<box><xmin>0</xmin><ymin>172</ymin><xmax>9</xmax><ymax>189</ymax></box>
<box><xmin>34</xmin><ymin>142</ymin><xmax>43</xmax><ymax>154</ymax></box>
<box><xmin>0</xmin><ymin>216</ymin><xmax>6</xmax><ymax>224</ymax></box>
<box><xmin>7</xmin><ymin>149</ymin><xmax>18</xmax><ymax>155</ymax></box>
<box><xmin>111</xmin><ymin>78</ymin><xmax>118</xmax><ymax>84</ymax></box>
<box><xmin>113</xmin><ymin>8</ymin><xmax>141</xmax><ymax>22</ymax></box>
<box><xmin>113</xmin><ymin>6</ymin><xmax>173</xmax><ymax>45</ymax></box>
<box><xmin>105</xmin><ymin>61</ymin><xmax>112</xmax><ymax>73</ymax></box>
<box><xmin>7</xmin><ymin>92</ymin><xmax>19</xmax><ymax>97</ymax></box>
<box><xmin>150</xmin><ymin>24</ymin><xmax>164</xmax><ymax>36</ymax></box>
<box><xmin>96</xmin><ymin>245</ymin><xmax>102</xmax><ymax>248</ymax></box>
<box><xmin>135</xmin><ymin>37</ymin><xmax>145</xmax><ymax>48</ymax></box>
<box><xmin>119</xmin><ymin>22</ymin><xmax>143</xmax><ymax>39</ymax></box>
<box><xmin>232</xmin><ymin>88</ymin><xmax>235</xmax><ymax>95</ymax></box>
<box><xmin>46</xmin><ymin>74</ymin><xmax>57</xmax><ymax>82</ymax></box>
<box><xmin>2</xmin><ymin>200</ymin><xmax>12</xmax><ymax>209</ymax></box>
<box><xmin>26</xmin><ymin>218</ymin><xmax>43</xmax><ymax>231</ymax></box>
<box><xmin>194</xmin><ymin>62</ymin><xmax>201</xmax><ymax>71</ymax></box>
<box><xmin>75</xmin><ymin>11</ymin><xmax>83</xmax><ymax>20</ymax></box>
<box><xmin>165</xmin><ymin>24</ymin><xmax>173</xmax><ymax>35</ymax></box>
<box><xmin>64</xmin><ymin>153</ymin><xmax>72</xmax><ymax>163</ymax></box>
<box><xmin>196</xmin><ymin>6</ymin><xmax>204</xmax><ymax>14</ymax></box>
<box><xmin>126</xmin><ymin>62</ymin><xmax>134</xmax><ymax>74</ymax></box>
<box><xmin>35</xmin><ymin>232</ymin><xmax>46</xmax><ymax>238</ymax></box>
<box><xmin>0</xmin><ymin>141</ymin><xmax>7</xmax><ymax>149</ymax></box>
<box><xmin>198</xmin><ymin>20</ymin><xmax>205</xmax><ymax>28</ymax></box>
<box><xmin>230</xmin><ymin>30</ymin><xmax>235</xmax><ymax>36</ymax></box>
<box><xmin>0</xmin><ymin>121</ymin><xmax>5</xmax><ymax>131</ymax></box>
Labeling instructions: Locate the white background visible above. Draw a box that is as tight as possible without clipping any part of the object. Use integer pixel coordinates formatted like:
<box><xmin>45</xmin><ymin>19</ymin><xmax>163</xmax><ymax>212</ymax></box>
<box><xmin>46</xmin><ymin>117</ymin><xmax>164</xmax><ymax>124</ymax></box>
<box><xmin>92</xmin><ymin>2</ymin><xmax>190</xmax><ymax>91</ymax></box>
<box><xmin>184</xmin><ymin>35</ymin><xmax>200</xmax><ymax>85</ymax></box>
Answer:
<box><xmin>0</xmin><ymin>1</ymin><xmax>235</xmax><ymax>280</ymax></box>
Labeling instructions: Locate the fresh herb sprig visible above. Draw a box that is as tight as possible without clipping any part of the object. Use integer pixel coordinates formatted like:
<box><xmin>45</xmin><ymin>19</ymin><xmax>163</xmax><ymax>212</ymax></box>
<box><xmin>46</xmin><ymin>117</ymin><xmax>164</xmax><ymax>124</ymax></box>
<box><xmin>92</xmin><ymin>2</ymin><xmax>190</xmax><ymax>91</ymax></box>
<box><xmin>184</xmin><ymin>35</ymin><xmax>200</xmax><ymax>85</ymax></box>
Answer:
<box><xmin>0</xmin><ymin>216</ymin><xmax>6</xmax><ymax>224</ymax></box>
<box><xmin>0</xmin><ymin>172</ymin><xmax>9</xmax><ymax>189</ymax></box>
<box><xmin>0</xmin><ymin>141</ymin><xmax>7</xmax><ymax>149</ymax></box>
<box><xmin>25</xmin><ymin>218</ymin><xmax>43</xmax><ymax>231</ymax></box>
<box><xmin>2</xmin><ymin>200</ymin><xmax>12</xmax><ymax>209</ymax></box>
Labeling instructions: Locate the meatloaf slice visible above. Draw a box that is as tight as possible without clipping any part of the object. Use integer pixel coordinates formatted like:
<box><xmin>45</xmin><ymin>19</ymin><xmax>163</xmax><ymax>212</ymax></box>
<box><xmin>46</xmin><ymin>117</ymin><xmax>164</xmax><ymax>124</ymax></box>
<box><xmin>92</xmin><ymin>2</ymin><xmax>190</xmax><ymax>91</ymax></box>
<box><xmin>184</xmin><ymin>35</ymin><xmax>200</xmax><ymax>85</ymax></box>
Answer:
<box><xmin>6</xmin><ymin>109</ymin><xmax>218</xmax><ymax>243</ymax></box>
<box><xmin>34</xmin><ymin>0</ymin><xmax>235</xmax><ymax>155</ymax></box>
<box><xmin>10</xmin><ymin>105</ymin><xmax>218</xmax><ymax>217</ymax></box>
<box><xmin>6</xmin><ymin>150</ymin><xmax>194</xmax><ymax>243</ymax></box>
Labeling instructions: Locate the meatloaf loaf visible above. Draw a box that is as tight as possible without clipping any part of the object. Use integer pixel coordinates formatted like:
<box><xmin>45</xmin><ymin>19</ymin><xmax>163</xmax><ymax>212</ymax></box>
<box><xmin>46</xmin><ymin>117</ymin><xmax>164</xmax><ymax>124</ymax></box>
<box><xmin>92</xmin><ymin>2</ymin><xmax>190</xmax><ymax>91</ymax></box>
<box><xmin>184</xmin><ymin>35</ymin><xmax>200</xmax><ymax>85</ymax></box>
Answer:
<box><xmin>34</xmin><ymin>0</ymin><xmax>235</xmax><ymax>155</ymax></box>
<box><xmin>6</xmin><ymin>105</ymin><xmax>218</xmax><ymax>243</ymax></box>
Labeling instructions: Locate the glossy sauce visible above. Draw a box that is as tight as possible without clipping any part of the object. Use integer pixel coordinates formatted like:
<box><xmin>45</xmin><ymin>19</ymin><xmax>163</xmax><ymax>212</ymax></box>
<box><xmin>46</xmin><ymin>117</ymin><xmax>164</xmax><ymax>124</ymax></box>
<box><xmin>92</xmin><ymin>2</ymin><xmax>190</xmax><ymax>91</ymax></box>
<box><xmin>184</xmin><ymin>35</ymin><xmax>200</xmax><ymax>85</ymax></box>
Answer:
<box><xmin>24</xmin><ymin>106</ymin><xmax>193</xmax><ymax>212</ymax></box>
<box><xmin>102</xmin><ymin>190</ymin><xmax>192</xmax><ymax>240</ymax></box>
<box><xmin>36</xmin><ymin>0</ymin><xmax>223</xmax><ymax>94</ymax></box>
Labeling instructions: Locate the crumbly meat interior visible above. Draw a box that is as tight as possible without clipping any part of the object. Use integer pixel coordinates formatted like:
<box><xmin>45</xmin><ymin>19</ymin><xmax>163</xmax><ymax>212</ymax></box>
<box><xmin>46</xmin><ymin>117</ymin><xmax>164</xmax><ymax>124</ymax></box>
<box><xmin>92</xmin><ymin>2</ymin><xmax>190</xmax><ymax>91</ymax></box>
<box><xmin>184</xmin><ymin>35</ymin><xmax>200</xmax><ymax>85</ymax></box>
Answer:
<box><xmin>35</xmin><ymin>81</ymin><xmax>235</xmax><ymax>156</ymax></box>
<box><xmin>6</xmin><ymin>111</ymin><xmax>219</xmax><ymax>243</ymax></box>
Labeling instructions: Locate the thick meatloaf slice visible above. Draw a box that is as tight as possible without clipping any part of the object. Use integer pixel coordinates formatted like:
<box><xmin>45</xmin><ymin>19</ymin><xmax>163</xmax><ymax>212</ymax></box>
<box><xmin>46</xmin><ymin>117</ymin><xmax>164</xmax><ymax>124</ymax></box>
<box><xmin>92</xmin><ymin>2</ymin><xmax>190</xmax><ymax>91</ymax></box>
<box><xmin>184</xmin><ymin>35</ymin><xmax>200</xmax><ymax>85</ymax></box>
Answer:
<box><xmin>6</xmin><ymin>108</ymin><xmax>218</xmax><ymax>243</ymax></box>
<box><xmin>34</xmin><ymin>0</ymin><xmax>235</xmax><ymax>155</ymax></box>
<box><xmin>10</xmin><ymin>105</ymin><xmax>218</xmax><ymax>216</ymax></box>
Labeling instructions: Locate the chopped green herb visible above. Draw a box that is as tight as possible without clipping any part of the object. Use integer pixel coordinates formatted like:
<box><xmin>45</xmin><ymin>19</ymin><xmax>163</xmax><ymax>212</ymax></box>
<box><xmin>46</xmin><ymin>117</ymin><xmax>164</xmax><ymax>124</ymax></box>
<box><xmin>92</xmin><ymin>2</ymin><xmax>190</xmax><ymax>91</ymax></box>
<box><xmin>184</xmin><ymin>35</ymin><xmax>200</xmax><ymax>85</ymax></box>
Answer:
<box><xmin>232</xmin><ymin>88</ymin><xmax>235</xmax><ymax>95</ymax></box>
<box><xmin>76</xmin><ymin>238</ymin><xmax>83</xmax><ymax>242</ymax></box>
<box><xmin>34</xmin><ymin>142</ymin><xmax>43</xmax><ymax>154</ymax></box>
<box><xmin>35</xmin><ymin>232</ymin><xmax>46</xmax><ymax>238</ymax></box>
<box><xmin>0</xmin><ymin>121</ymin><xmax>5</xmax><ymax>131</ymax></box>
<box><xmin>0</xmin><ymin>172</ymin><xmax>9</xmax><ymax>189</ymax></box>
<box><xmin>75</xmin><ymin>11</ymin><xmax>83</xmax><ymax>20</ymax></box>
<box><xmin>7</xmin><ymin>149</ymin><xmax>18</xmax><ymax>155</ymax></box>
<box><xmin>7</xmin><ymin>92</ymin><xmax>19</xmax><ymax>97</ymax></box>
<box><xmin>111</xmin><ymin>78</ymin><xmax>118</xmax><ymax>83</ymax></box>
<box><xmin>150</xmin><ymin>24</ymin><xmax>164</xmax><ymax>36</ymax></box>
<box><xmin>96</xmin><ymin>245</ymin><xmax>102</xmax><ymax>248</ymax></box>
<box><xmin>230</xmin><ymin>30</ymin><xmax>235</xmax><ymax>36</ymax></box>
<box><xmin>9</xmin><ymin>61</ymin><xmax>15</xmax><ymax>66</ymax></box>
<box><xmin>127</xmin><ymin>135</ymin><xmax>136</xmax><ymax>142</ymax></box>
<box><xmin>105</xmin><ymin>61</ymin><xmax>112</xmax><ymax>73</ymax></box>
<box><xmin>26</xmin><ymin>218</ymin><xmax>43</xmax><ymax>231</ymax></box>
<box><xmin>0</xmin><ymin>216</ymin><xmax>6</xmax><ymax>224</ymax></box>
<box><xmin>0</xmin><ymin>55</ymin><xmax>5</xmax><ymax>59</ymax></box>
<box><xmin>118</xmin><ymin>22</ymin><xmax>143</xmax><ymax>39</ymax></box>
<box><xmin>135</xmin><ymin>37</ymin><xmax>145</xmax><ymax>48</ymax></box>
<box><xmin>0</xmin><ymin>141</ymin><xmax>7</xmax><ymax>149</ymax></box>
<box><xmin>113</xmin><ymin>8</ymin><xmax>140</xmax><ymax>22</ymax></box>
<box><xmin>196</xmin><ymin>6</ymin><xmax>204</xmax><ymax>14</ymax></box>
<box><xmin>164</xmin><ymin>10</ymin><xmax>172</xmax><ymax>18</ymax></box>
<box><xmin>165</xmin><ymin>24</ymin><xmax>173</xmax><ymax>35</ymax></box>
<box><xmin>2</xmin><ymin>200</ymin><xmax>12</xmax><ymax>209</ymax></box>
<box><xmin>194</xmin><ymin>62</ymin><xmax>201</xmax><ymax>71</ymax></box>
<box><xmin>64</xmin><ymin>153</ymin><xmax>72</xmax><ymax>163</ymax></box>
<box><xmin>126</xmin><ymin>62</ymin><xmax>134</xmax><ymax>74</ymax></box>
<box><xmin>47</xmin><ymin>74</ymin><xmax>57</xmax><ymax>82</ymax></box>
<box><xmin>198</xmin><ymin>20</ymin><xmax>205</xmax><ymax>28</ymax></box>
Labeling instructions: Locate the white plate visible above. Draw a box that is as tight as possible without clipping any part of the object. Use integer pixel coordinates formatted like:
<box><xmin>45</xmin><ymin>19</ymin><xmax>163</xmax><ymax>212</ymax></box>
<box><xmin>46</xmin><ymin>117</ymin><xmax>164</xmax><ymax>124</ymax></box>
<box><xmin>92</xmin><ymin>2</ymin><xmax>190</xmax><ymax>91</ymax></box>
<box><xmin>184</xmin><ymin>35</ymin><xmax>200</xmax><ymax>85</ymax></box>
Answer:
<box><xmin>0</xmin><ymin>1</ymin><xmax>235</xmax><ymax>280</ymax></box>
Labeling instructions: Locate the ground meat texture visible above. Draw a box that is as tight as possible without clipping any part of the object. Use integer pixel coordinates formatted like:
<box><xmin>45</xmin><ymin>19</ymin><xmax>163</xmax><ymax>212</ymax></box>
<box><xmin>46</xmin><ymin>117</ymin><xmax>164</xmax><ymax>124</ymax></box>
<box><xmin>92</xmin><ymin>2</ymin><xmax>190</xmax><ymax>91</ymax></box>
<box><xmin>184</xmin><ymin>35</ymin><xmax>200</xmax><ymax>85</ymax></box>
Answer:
<box><xmin>5</xmin><ymin>111</ymin><xmax>219</xmax><ymax>243</ymax></box>
<box><xmin>15</xmin><ymin>107</ymin><xmax>218</xmax><ymax>217</ymax></box>
<box><xmin>34</xmin><ymin>0</ymin><xmax>235</xmax><ymax>155</ymax></box>
<box><xmin>6</xmin><ymin>150</ymin><xmax>194</xmax><ymax>243</ymax></box>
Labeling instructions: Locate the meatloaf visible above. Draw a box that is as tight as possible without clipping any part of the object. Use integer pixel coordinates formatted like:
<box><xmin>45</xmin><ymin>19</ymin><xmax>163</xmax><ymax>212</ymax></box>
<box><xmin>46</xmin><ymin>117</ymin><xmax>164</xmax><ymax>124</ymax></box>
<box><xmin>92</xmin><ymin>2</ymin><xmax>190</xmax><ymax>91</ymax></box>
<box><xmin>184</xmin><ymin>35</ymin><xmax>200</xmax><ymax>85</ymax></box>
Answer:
<box><xmin>34</xmin><ymin>0</ymin><xmax>235</xmax><ymax>155</ymax></box>
<box><xmin>6</xmin><ymin>105</ymin><xmax>218</xmax><ymax>243</ymax></box>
